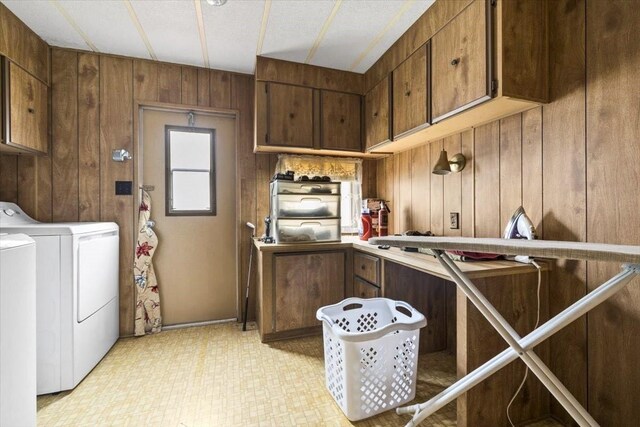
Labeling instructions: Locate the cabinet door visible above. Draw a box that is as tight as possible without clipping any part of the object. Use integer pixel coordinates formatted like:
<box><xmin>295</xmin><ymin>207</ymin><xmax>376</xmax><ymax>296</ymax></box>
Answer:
<box><xmin>320</xmin><ymin>90</ymin><xmax>361</xmax><ymax>152</ymax></box>
<box><xmin>353</xmin><ymin>251</ymin><xmax>380</xmax><ymax>285</ymax></box>
<box><xmin>365</xmin><ymin>76</ymin><xmax>391</xmax><ymax>150</ymax></box>
<box><xmin>6</xmin><ymin>61</ymin><xmax>48</xmax><ymax>154</ymax></box>
<box><xmin>354</xmin><ymin>277</ymin><xmax>380</xmax><ymax>299</ymax></box>
<box><xmin>267</xmin><ymin>82</ymin><xmax>314</xmax><ymax>148</ymax></box>
<box><xmin>392</xmin><ymin>43</ymin><xmax>429</xmax><ymax>138</ymax></box>
<box><xmin>274</xmin><ymin>251</ymin><xmax>345</xmax><ymax>331</ymax></box>
<box><xmin>431</xmin><ymin>0</ymin><xmax>489</xmax><ymax>122</ymax></box>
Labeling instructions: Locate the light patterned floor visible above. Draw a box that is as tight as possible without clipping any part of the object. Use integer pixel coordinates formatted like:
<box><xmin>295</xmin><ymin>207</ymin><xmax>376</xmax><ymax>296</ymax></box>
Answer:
<box><xmin>37</xmin><ymin>322</ymin><xmax>560</xmax><ymax>427</ymax></box>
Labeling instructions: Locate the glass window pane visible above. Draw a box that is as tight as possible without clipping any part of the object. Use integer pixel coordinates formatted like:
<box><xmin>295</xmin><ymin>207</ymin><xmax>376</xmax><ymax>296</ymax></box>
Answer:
<box><xmin>170</xmin><ymin>131</ymin><xmax>211</xmax><ymax>170</ymax></box>
<box><xmin>172</xmin><ymin>171</ymin><xmax>211</xmax><ymax>211</ymax></box>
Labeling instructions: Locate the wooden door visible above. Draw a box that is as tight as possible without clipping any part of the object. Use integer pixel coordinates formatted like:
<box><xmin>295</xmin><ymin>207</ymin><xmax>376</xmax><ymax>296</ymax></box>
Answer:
<box><xmin>354</xmin><ymin>277</ymin><xmax>380</xmax><ymax>299</ymax></box>
<box><xmin>6</xmin><ymin>61</ymin><xmax>48</xmax><ymax>154</ymax></box>
<box><xmin>274</xmin><ymin>251</ymin><xmax>345</xmax><ymax>331</ymax></box>
<box><xmin>267</xmin><ymin>82</ymin><xmax>314</xmax><ymax>148</ymax></box>
<box><xmin>392</xmin><ymin>43</ymin><xmax>429</xmax><ymax>138</ymax></box>
<box><xmin>431</xmin><ymin>0</ymin><xmax>489</xmax><ymax>121</ymax></box>
<box><xmin>320</xmin><ymin>90</ymin><xmax>361</xmax><ymax>151</ymax></box>
<box><xmin>365</xmin><ymin>76</ymin><xmax>391</xmax><ymax>150</ymax></box>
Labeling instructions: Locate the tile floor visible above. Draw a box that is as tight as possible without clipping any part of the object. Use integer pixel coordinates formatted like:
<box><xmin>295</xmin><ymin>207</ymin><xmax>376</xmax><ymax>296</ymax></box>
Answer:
<box><xmin>37</xmin><ymin>322</ymin><xmax>560</xmax><ymax>427</ymax></box>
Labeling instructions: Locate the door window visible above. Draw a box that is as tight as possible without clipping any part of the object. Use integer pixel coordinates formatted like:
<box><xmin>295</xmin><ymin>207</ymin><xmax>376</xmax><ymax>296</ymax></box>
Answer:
<box><xmin>165</xmin><ymin>126</ymin><xmax>216</xmax><ymax>215</ymax></box>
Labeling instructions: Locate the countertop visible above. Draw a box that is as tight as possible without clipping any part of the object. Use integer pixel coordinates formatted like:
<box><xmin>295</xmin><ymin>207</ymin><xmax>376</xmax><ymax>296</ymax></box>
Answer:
<box><xmin>253</xmin><ymin>236</ymin><xmax>544</xmax><ymax>280</ymax></box>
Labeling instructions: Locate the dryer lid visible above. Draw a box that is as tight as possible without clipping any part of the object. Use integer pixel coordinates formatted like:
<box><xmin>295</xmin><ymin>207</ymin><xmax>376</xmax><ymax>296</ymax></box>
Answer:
<box><xmin>0</xmin><ymin>202</ymin><xmax>118</xmax><ymax>236</ymax></box>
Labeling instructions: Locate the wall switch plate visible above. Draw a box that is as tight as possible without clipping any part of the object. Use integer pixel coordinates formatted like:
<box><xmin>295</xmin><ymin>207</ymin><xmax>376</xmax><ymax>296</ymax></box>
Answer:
<box><xmin>115</xmin><ymin>181</ymin><xmax>133</xmax><ymax>195</ymax></box>
<box><xmin>450</xmin><ymin>212</ymin><xmax>459</xmax><ymax>229</ymax></box>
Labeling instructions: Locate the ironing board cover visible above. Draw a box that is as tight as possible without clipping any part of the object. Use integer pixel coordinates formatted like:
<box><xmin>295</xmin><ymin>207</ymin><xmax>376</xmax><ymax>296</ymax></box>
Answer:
<box><xmin>134</xmin><ymin>190</ymin><xmax>162</xmax><ymax>336</ymax></box>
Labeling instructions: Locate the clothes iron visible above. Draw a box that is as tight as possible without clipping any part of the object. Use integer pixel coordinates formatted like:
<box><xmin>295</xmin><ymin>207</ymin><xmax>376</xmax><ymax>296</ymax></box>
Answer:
<box><xmin>503</xmin><ymin>206</ymin><xmax>537</xmax><ymax>263</ymax></box>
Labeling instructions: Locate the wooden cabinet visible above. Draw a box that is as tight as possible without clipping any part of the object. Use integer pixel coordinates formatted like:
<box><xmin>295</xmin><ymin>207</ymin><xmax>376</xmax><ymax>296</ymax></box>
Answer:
<box><xmin>1</xmin><ymin>57</ymin><xmax>48</xmax><ymax>154</ymax></box>
<box><xmin>320</xmin><ymin>90</ymin><xmax>361</xmax><ymax>152</ymax></box>
<box><xmin>354</xmin><ymin>277</ymin><xmax>380</xmax><ymax>299</ymax></box>
<box><xmin>273</xmin><ymin>251</ymin><xmax>345</xmax><ymax>333</ymax></box>
<box><xmin>264</xmin><ymin>82</ymin><xmax>314</xmax><ymax>148</ymax></box>
<box><xmin>353</xmin><ymin>251</ymin><xmax>380</xmax><ymax>285</ymax></box>
<box><xmin>364</xmin><ymin>76</ymin><xmax>391</xmax><ymax>150</ymax></box>
<box><xmin>392</xmin><ymin>43</ymin><xmax>429</xmax><ymax>138</ymax></box>
<box><xmin>431</xmin><ymin>0</ymin><xmax>489</xmax><ymax>122</ymax></box>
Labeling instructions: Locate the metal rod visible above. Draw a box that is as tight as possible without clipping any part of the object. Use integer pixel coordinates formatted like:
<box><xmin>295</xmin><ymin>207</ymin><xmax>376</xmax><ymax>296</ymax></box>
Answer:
<box><xmin>398</xmin><ymin>264</ymin><xmax>637</xmax><ymax>426</ymax></box>
<box><xmin>431</xmin><ymin>251</ymin><xmax>596</xmax><ymax>426</ymax></box>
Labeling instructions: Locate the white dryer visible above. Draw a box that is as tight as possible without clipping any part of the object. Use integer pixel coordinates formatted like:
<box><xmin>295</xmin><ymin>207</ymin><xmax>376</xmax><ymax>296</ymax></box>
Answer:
<box><xmin>0</xmin><ymin>202</ymin><xmax>120</xmax><ymax>395</ymax></box>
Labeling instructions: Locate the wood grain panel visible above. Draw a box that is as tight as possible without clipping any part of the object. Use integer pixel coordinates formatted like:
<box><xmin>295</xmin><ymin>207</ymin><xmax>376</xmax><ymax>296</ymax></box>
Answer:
<box><xmin>0</xmin><ymin>156</ymin><xmax>18</xmax><ymax>202</ymax></box>
<box><xmin>410</xmin><ymin>145</ymin><xmax>430</xmax><ymax>232</ymax></box>
<box><xmin>376</xmin><ymin>158</ymin><xmax>386</xmax><ymax>205</ymax></box>
<box><xmin>256</xmin><ymin>56</ymin><xmax>363</xmax><ymax>94</ymax></box>
<box><xmin>78</xmin><ymin>53</ymin><xmax>101</xmax><ymax>222</ymax></box>
<box><xmin>232</xmin><ymin>74</ymin><xmax>257</xmax><ymax>322</ymax></box>
<box><xmin>100</xmin><ymin>55</ymin><xmax>134</xmax><ymax>336</ymax></box>
<box><xmin>443</xmin><ymin>134</ymin><xmax>462</xmax><ymax>237</ymax></box>
<box><xmin>180</xmin><ymin>66</ymin><xmax>198</xmax><ymax>105</ymax></box>
<box><xmin>384</xmin><ymin>261</ymin><xmax>447</xmax><ymax>353</ymax></box>
<box><xmin>51</xmin><ymin>49</ymin><xmax>79</xmax><ymax>222</ymax></box>
<box><xmin>365</xmin><ymin>0</ymin><xmax>472</xmax><ymax>91</ymax></box>
<box><xmin>210</xmin><ymin>70</ymin><xmax>231</xmax><ymax>109</ymax></box>
<box><xmin>393</xmin><ymin>44</ymin><xmax>428</xmax><ymax>138</ymax></box>
<box><xmin>499</xmin><ymin>114</ymin><xmax>522</xmax><ymax>228</ymax></box>
<box><xmin>197</xmin><ymin>68</ymin><xmax>210</xmax><ymax>107</ymax></box>
<box><xmin>586</xmin><ymin>1</ymin><xmax>640</xmax><ymax>425</ymax></box>
<box><xmin>543</xmin><ymin>0</ymin><xmax>587</xmax><ymax>422</ymax></box>
<box><xmin>158</xmin><ymin>63</ymin><xmax>181</xmax><ymax>104</ymax></box>
<box><xmin>430</xmin><ymin>140</ymin><xmax>444</xmax><ymax>235</ymax></box>
<box><xmin>397</xmin><ymin>151</ymin><xmax>412</xmax><ymax>231</ymax></box>
<box><xmin>133</xmin><ymin>60</ymin><xmax>158</xmax><ymax>102</ymax></box>
<box><xmin>320</xmin><ymin>91</ymin><xmax>361</xmax><ymax>152</ymax></box>
<box><xmin>364</xmin><ymin>76</ymin><xmax>391</xmax><ymax>150</ymax></box>
<box><xmin>361</xmin><ymin>159</ymin><xmax>377</xmax><ymax>198</ymax></box>
<box><xmin>0</xmin><ymin>3</ymin><xmax>49</xmax><ymax>83</ymax></box>
<box><xmin>274</xmin><ymin>251</ymin><xmax>345</xmax><ymax>331</ymax></box>
<box><xmin>473</xmin><ymin>121</ymin><xmax>500</xmax><ymax>237</ymax></box>
<box><xmin>500</xmin><ymin>0</ymin><xmax>548</xmax><ymax>102</ymax></box>
<box><xmin>384</xmin><ymin>156</ymin><xmax>395</xmax><ymax>234</ymax></box>
<box><xmin>431</xmin><ymin>0</ymin><xmax>487</xmax><ymax>120</ymax></box>
<box><xmin>460</xmin><ymin>129</ymin><xmax>474</xmax><ymax>237</ymax></box>
<box><xmin>16</xmin><ymin>156</ymin><xmax>36</xmax><ymax>216</ymax></box>
<box><xmin>35</xmin><ymin>156</ymin><xmax>52</xmax><ymax>222</ymax></box>
<box><xmin>522</xmin><ymin>107</ymin><xmax>543</xmax><ymax>236</ymax></box>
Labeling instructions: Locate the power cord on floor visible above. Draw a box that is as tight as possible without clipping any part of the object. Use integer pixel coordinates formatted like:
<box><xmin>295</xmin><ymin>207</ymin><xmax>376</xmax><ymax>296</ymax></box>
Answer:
<box><xmin>506</xmin><ymin>259</ymin><xmax>542</xmax><ymax>427</ymax></box>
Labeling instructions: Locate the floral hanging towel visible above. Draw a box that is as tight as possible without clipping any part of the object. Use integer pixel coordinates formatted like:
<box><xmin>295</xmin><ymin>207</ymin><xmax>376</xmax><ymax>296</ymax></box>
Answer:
<box><xmin>134</xmin><ymin>190</ymin><xmax>162</xmax><ymax>336</ymax></box>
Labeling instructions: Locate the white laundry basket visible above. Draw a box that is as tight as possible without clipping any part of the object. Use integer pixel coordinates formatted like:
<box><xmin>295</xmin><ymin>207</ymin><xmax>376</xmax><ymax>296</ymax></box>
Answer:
<box><xmin>316</xmin><ymin>297</ymin><xmax>427</xmax><ymax>421</ymax></box>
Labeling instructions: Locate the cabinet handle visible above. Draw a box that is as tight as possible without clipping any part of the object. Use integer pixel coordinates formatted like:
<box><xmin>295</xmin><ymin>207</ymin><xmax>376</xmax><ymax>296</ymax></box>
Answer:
<box><xmin>289</xmin><ymin>113</ymin><xmax>295</xmax><ymax>119</ymax></box>
<box><xmin>405</xmin><ymin>90</ymin><xmax>411</xmax><ymax>97</ymax></box>
<box><xmin>340</xmin><ymin>117</ymin><xmax>345</xmax><ymax>124</ymax></box>
<box><xmin>451</xmin><ymin>58</ymin><xmax>460</xmax><ymax>66</ymax></box>
<box><xmin>28</xmin><ymin>108</ymin><xmax>35</xmax><ymax>114</ymax></box>
<box><xmin>373</xmin><ymin>111</ymin><xmax>378</xmax><ymax>117</ymax></box>
<box><xmin>361</xmin><ymin>264</ymin><xmax>366</xmax><ymax>270</ymax></box>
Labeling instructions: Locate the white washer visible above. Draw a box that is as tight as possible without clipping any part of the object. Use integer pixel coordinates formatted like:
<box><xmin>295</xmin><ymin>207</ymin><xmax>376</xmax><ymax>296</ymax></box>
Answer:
<box><xmin>0</xmin><ymin>233</ymin><xmax>36</xmax><ymax>426</ymax></box>
<box><xmin>0</xmin><ymin>202</ymin><xmax>120</xmax><ymax>395</ymax></box>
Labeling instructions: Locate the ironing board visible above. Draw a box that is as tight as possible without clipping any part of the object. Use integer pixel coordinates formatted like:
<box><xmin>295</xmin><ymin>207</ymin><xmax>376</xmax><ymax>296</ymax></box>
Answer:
<box><xmin>368</xmin><ymin>236</ymin><xmax>640</xmax><ymax>427</ymax></box>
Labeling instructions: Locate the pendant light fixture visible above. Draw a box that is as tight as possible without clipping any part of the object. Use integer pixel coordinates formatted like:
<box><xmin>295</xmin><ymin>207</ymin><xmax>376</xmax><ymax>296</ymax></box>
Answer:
<box><xmin>206</xmin><ymin>0</ymin><xmax>227</xmax><ymax>6</ymax></box>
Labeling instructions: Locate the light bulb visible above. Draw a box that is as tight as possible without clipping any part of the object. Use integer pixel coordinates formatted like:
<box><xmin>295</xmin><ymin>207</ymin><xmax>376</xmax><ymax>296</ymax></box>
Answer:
<box><xmin>206</xmin><ymin>0</ymin><xmax>227</xmax><ymax>5</ymax></box>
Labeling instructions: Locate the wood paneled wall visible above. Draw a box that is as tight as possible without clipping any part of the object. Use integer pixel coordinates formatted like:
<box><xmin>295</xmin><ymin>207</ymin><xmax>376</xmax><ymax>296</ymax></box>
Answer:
<box><xmin>0</xmin><ymin>47</ymin><xmax>261</xmax><ymax>336</ymax></box>
<box><xmin>375</xmin><ymin>1</ymin><xmax>640</xmax><ymax>424</ymax></box>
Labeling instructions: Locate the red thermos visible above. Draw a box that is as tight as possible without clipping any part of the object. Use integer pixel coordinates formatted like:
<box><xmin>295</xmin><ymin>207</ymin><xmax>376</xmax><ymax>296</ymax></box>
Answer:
<box><xmin>378</xmin><ymin>201</ymin><xmax>389</xmax><ymax>236</ymax></box>
<box><xmin>360</xmin><ymin>211</ymin><xmax>372</xmax><ymax>240</ymax></box>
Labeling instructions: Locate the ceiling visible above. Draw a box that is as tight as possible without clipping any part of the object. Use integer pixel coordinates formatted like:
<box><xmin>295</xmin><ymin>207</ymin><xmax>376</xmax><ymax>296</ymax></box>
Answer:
<box><xmin>2</xmin><ymin>0</ymin><xmax>435</xmax><ymax>75</ymax></box>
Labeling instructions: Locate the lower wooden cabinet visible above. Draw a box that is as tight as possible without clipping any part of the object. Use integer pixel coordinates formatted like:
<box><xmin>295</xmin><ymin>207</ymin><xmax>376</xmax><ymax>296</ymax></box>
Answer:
<box><xmin>256</xmin><ymin>247</ymin><xmax>349</xmax><ymax>341</ymax></box>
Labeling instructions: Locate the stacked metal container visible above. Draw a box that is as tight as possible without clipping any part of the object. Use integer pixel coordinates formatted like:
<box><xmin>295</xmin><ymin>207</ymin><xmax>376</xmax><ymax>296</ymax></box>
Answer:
<box><xmin>270</xmin><ymin>180</ymin><xmax>341</xmax><ymax>243</ymax></box>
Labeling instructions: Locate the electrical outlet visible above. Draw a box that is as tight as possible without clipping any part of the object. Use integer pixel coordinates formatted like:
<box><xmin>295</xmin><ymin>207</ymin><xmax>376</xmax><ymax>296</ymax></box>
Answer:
<box><xmin>450</xmin><ymin>212</ymin><xmax>459</xmax><ymax>229</ymax></box>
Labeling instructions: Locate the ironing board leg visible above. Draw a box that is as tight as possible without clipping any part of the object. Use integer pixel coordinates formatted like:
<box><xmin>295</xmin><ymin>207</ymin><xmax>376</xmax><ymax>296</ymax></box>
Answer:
<box><xmin>398</xmin><ymin>264</ymin><xmax>637</xmax><ymax>427</ymax></box>
<box><xmin>398</xmin><ymin>253</ymin><xmax>639</xmax><ymax>427</ymax></box>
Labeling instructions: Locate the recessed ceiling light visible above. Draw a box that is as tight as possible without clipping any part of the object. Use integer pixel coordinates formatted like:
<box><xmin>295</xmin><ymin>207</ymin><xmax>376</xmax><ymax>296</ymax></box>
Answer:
<box><xmin>206</xmin><ymin>0</ymin><xmax>227</xmax><ymax>6</ymax></box>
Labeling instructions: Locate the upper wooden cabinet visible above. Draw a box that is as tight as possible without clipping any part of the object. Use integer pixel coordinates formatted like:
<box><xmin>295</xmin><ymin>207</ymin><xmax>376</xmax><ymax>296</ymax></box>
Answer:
<box><xmin>1</xmin><ymin>58</ymin><xmax>48</xmax><ymax>155</ymax></box>
<box><xmin>431</xmin><ymin>0</ymin><xmax>488</xmax><ymax>122</ymax></box>
<box><xmin>320</xmin><ymin>90</ymin><xmax>361</xmax><ymax>152</ymax></box>
<box><xmin>393</xmin><ymin>43</ymin><xmax>429</xmax><ymax>138</ymax></box>
<box><xmin>264</xmin><ymin>82</ymin><xmax>314</xmax><ymax>148</ymax></box>
<box><xmin>364</xmin><ymin>76</ymin><xmax>391</xmax><ymax>150</ymax></box>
